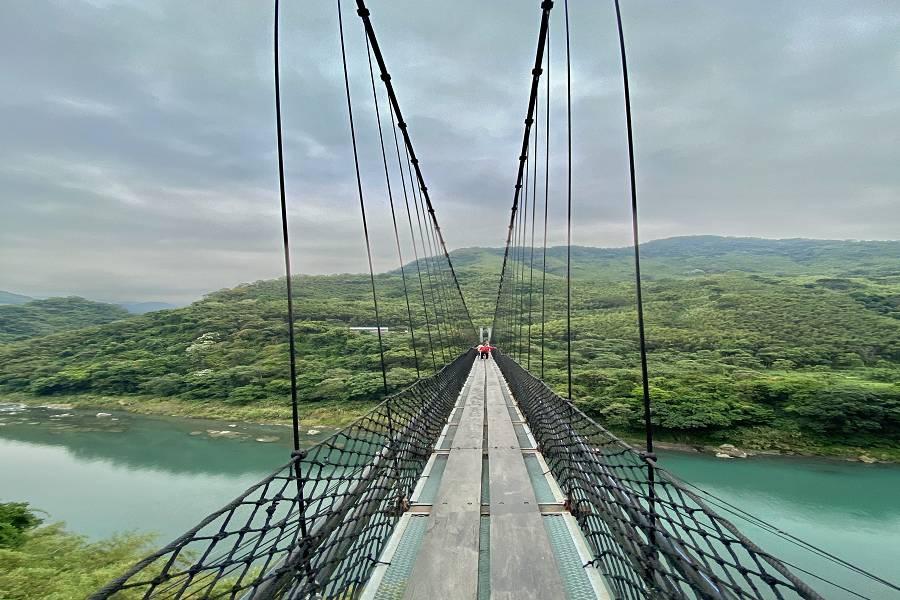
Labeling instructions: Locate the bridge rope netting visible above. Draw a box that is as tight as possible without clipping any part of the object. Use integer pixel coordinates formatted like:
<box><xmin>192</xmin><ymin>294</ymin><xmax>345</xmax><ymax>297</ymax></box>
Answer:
<box><xmin>489</xmin><ymin>2</ymin><xmax>897</xmax><ymax>600</ymax></box>
<box><xmin>92</xmin><ymin>351</ymin><xmax>474</xmax><ymax>599</ymax></box>
<box><xmin>90</xmin><ymin>1</ymin><xmax>896</xmax><ymax>599</ymax></box>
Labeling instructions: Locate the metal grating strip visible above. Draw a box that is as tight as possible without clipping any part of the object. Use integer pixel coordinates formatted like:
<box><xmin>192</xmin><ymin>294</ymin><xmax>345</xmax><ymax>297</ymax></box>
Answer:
<box><xmin>524</xmin><ymin>453</ymin><xmax>555</xmax><ymax>503</ymax></box>
<box><xmin>513</xmin><ymin>422</ymin><xmax>532</xmax><ymax>449</ymax></box>
<box><xmin>416</xmin><ymin>454</ymin><xmax>448</xmax><ymax>504</ymax></box>
<box><xmin>372</xmin><ymin>516</ymin><xmax>430</xmax><ymax>600</ymax></box>
<box><xmin>477</xmin><ymin>515</ymin><xmax>491</xmax><ymax>600</ymax></box>
<box><xmin>543</xmin><ymin>515</ymin><xmax>598</xmax><ymax>600</ymax></box>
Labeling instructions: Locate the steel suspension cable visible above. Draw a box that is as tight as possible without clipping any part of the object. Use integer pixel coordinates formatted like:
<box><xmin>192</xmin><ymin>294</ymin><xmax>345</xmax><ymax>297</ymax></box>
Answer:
<box><xmin>517</xmin><ymin>179</ymin><xmax>526</xmax><ymax>357</ymax></box>
<box><xmin>408</xmin><ymin>154</ymin><xmax>448</xmax><ymax>363</ymax></box>
<box><xmin>272</xmin><ymin>0</ymin><xmax>310</xmax><ymax>560</ymax></box>
<box><xmin>678</xmin><ymin>478</ymin><xmax>900</xmax><ymax>594</ymax></box>
<box><xmin>564</xmin><ymin>0</ymin><xmax>573</xmax><ymax>403</ymax></box>
<box><xmin>540</xmin><ymin>23</ymin><xmax>551</xmax><ymax>379</ymax></box>
<box><xmin>559</xmin><ymin>0</ymin><xmax>580</xmax><ymax>503</ymax></box>
<box><xmin>612</xmin><ymin>0</ymin><xmax>659</xmax><ymax>572</ymax></box>
<box><xmin>509</xmin><ymin>208</ymin><xmax>515</xmax><ymax>352</ymax></box>
<box><xmin>337</xmin><ymin>0</ymin><xmax>388</xmax><ymax>394</ymax></box>
<box><xmin>421</xmin><ymin>207</ymin><xmax>450</xmax><ymax>349</ymax></box>
<box><xmin>515</xmin><ymin>171</ymin><xmax>525</xmax><ymax>358</ymax></box>
<box><xmin>491</xmin><ymin>0</ymin><xmax>555</xmax><ymax>354</ymax></box>
<box><xmin>518</xmin><ymin>149</ymin><xmax>529</xmax><ymax>359</ymax></box>
<box><xmin>272</xmin><ymin>0</ymin><xmax>301</xmax><ymax>455</ymax></box>
<box><xmin>527</xmin><ymin>88</ymin><xmax>539</xmax><ymax>370</ymax></box>
<box><xmin>389</xmin><ymin>103</ymin><xmax>437</xmax><ymax>372</ymax></box>
<box><xmin>356</xmin><ymin>0</ymin><xmax>476</xmax><ymax>346</ymax></box>
<box><xmin>364</xmin><ymin>35</ymin><xmax>420</xmax><ymax>379</ymax></box>
<box><xmin>613</xmin><ymin>0</ymin><xmax>653</xmax><ymax>458</ymax></box>
<box><xmin>428</xmin><ymin>204</ymin><xmax>460</xmax><ymax>352</ymax></box>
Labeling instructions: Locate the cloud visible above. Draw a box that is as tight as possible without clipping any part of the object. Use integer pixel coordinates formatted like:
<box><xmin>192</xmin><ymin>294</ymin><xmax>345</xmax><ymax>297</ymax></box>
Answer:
<box><xmin>1</xmin><ymin>0</ymin><xmax>897</xmax><ymax>303</ymax></box>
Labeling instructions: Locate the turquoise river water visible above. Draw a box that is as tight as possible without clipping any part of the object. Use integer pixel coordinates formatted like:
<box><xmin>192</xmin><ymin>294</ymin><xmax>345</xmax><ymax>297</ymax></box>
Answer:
<box><xmin>1</xmin><ymin>402</ymin><xmax>898</xmax><ymax>599</ymax></box>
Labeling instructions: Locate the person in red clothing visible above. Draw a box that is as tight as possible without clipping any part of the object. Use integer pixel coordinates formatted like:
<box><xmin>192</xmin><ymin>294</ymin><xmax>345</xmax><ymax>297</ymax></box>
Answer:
<box><xmin>479</xmin><ymin>342</ymin><xmax>495</xmax><ymax>360</ymax></box>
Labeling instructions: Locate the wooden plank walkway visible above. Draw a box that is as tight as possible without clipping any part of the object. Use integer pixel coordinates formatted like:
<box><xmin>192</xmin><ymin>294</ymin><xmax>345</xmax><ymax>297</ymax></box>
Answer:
<box><xmin>401</xmin><ymin>358</ymin><xmax>565</xmax><ymax>600</ymax></box>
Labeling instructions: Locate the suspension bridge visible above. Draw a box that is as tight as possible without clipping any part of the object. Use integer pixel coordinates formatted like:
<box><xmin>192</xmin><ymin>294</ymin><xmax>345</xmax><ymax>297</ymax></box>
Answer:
<box><xmin>89</xmin><ymin>1</ymin><xmax>894</xmax><ymax>599</ymax></box>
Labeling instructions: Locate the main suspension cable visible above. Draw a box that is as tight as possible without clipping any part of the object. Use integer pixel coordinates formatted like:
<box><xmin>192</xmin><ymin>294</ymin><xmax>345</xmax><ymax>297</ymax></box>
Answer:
<box><xmin>356</xmin><ymin>0</ymin><xmax>476</xmax><ymax>345</ymax></box>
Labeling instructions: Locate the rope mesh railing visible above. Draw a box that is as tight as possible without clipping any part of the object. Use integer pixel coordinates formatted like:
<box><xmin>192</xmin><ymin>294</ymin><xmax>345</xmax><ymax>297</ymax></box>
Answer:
<box><xmin>91</xmin><ymin>349</ymin><xmax>474</xmax><ymax>600</ymax></box>
<box><xmin>494</xmin><ymin>351</ymin><xmax>825</xmax><ymax>600</ymax></box>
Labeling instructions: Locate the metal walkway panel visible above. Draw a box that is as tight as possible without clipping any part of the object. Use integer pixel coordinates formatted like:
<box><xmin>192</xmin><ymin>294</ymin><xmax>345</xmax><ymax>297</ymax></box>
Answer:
<box><xmin>485</xmin><ymin>361</ymin><xmax>565</xmax><ymax>600</ymax></box>
<box><xmin>402</xmin><ymin>359</ymin><xmax>485</xmax><ymax>600</ymax></box>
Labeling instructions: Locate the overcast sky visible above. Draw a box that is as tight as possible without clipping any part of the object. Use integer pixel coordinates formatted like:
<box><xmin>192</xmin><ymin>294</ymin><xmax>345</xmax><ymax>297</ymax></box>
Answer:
<box><xmin>1</xmin><ymin>1</ymin><xmax>898</xmax><ymax>304</ymax></box>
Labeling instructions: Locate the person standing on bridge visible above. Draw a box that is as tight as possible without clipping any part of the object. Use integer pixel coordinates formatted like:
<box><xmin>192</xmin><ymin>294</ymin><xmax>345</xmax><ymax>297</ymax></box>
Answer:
<box><xmin>480</xmin><ymin>342</ymin><xmax>495</xmax><ymax>360</ymax></box>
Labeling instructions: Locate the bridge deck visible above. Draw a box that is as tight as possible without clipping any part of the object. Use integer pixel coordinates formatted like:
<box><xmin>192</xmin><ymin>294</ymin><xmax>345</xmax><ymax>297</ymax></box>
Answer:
<box><xmin>484</xmin><ymin>359</ymin><xmax>564</xmax><ymax>599</ymax></box>
<box><xmin>362</xmin><ymin>358</ymin><xmax>610</xmax><ymax>600</ymax></box>
<box><xmin>401</xmin><ymin>358</ymin><xmax>485</xmax><ymax>599</ymax></box>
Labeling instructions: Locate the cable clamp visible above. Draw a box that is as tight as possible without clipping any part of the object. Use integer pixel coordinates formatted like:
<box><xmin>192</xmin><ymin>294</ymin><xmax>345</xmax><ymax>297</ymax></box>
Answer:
<box><xmin>541</xmin><ymin>0</ymin><xmax>554</xmax><ymax>10</ymax></box>
<box><xmin>356</xmin><ymin>7</ymin><xmax>370</xmax><ymax>17</ymax></box>
<box><xmin>291</xmin><ymin>449</ymin><xmax>307</xmax><ymax>460</ymax></box>
<box><xmin>380</xmin><ymin>73</ymin><xmax>391</xmax><ymax>82</ymax></box>
<box><xmin>532</xmin><ymin>67</ymin><xmax>543</xmax><ymax>76</ymax></box>
<box><xmin>397</xmin><ymin>121</ymin><xmax>407</xmax><ymax>130</ymax></box>
<box><xmin>639</xmin><ymin>450</ymin><xmax>657</xmax><ymax>464</ymax></box>
<box><xmin>524</xmin><ymin>118</ymin><xmax>534</xmax><ymax>125</ymax></box>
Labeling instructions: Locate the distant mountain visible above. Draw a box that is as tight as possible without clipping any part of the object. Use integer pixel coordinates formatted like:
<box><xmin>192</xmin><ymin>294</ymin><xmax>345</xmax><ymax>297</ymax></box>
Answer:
<box><xmin>443</xmin><ymin>236</ymin><xmax>900</xmax><ymax>281</ymax></box>
<box><xmin>119</xmin><ymin>301</ymin><xmax>178</xmax><ymax>314</ymax></box>
<box><xmin>0</xmin><ymin>290</ymin><xmax>34</xmax><ymax>305</ymax></box>
<box><xmin>0</xmin><ymin>296</ymin><xmax>130</xmax><ymax>343</ymax></box>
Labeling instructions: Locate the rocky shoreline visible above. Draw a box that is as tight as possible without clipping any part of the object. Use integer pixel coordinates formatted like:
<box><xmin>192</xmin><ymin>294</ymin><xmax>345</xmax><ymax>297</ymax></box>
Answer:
<box><xmin>649</xmin><ymin>440</ymin><xmax>890</xmax><ymax>464</ymax></box>
<box><xmin>6</xmin><ymin>398</ymin><xmax>895</xmax><ymax>465</ymax></box>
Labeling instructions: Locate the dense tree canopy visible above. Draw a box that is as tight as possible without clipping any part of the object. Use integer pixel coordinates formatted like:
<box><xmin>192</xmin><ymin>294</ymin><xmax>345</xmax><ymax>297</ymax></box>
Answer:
<box><xmin>0</xmin><ymin>297</ymin><xmax>129</xmax><ymax>343</ymax></box>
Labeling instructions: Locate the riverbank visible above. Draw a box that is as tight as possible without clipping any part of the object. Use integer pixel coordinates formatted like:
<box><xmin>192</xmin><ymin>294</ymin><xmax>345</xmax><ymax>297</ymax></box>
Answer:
<box><xmin>1</xmin><ymin>392</ymin><xmax>375</xmax><ymax>430</ymax></box>
<box><xmin>5</xmin><ymin>392</ymin><xmax>899</xmax><ymax>463</ymax></box>
<box><xmin>619</xmin><ymin>426</ymin><xmax>900</xmax><ymax>464</ymax></box>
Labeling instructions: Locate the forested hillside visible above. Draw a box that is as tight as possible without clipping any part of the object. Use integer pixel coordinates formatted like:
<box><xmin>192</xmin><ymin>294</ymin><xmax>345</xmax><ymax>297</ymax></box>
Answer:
<box><xmin>0</xmin><ymin>297</ymin><xmax>130</xmax><ymax>343</ymax></box>
<box><xmin>1</xmin><ymin>237</ymin><xmax>898</xmax><ymax>457</ymax></box>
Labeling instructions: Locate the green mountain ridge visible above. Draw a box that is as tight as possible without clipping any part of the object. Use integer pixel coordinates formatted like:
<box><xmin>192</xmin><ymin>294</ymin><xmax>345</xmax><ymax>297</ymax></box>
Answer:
<box><xmin>1</xmin><ymin>236</ymin><xmax>898</xmax><ymax>459</ymax></box>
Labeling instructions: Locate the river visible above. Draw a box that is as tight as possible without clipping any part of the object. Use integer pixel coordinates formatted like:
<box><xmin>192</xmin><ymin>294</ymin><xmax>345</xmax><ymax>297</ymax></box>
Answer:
<box><xmin>1</xmin><ymin>402</ymin><xmax>898</xmax><ymax>599</ymax></box>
